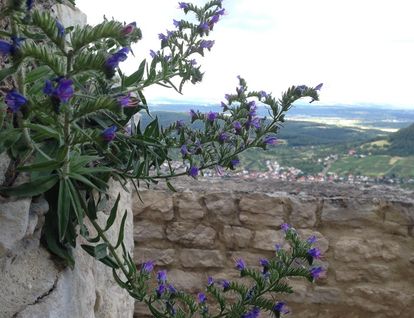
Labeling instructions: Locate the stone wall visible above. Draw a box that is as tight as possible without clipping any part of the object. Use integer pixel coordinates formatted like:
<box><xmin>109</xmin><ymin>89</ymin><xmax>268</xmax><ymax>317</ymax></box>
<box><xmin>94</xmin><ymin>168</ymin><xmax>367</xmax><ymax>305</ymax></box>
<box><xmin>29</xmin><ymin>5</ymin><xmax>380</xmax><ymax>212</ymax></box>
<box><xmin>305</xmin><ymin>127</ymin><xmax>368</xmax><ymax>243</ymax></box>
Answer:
<box><xmin>132</xmin><ymin>179</ymin><xmax>414</xmax><ymax>318</ymax></box>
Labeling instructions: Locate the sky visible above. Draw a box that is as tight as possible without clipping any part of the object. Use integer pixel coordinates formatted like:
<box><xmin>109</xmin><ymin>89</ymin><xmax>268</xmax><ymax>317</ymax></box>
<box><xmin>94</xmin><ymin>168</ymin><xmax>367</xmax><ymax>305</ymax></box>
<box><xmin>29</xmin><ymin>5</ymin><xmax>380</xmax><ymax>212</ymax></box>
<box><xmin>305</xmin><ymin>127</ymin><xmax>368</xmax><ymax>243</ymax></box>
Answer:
<box><xmin>75</xmin><ymin>0</ymin><xmax>414</xmax><ymax>109</ymax></box>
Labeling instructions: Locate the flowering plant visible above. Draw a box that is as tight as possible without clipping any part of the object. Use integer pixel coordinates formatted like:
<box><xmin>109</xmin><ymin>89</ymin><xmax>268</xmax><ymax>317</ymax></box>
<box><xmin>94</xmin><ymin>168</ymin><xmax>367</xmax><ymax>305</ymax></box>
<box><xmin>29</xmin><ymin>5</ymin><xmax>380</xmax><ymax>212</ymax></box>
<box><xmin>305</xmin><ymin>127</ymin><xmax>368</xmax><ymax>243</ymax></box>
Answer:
<box><xmin>0</xmin><ymin>0</ymin><xmax>323</xmax><ymax>316</ymax></box>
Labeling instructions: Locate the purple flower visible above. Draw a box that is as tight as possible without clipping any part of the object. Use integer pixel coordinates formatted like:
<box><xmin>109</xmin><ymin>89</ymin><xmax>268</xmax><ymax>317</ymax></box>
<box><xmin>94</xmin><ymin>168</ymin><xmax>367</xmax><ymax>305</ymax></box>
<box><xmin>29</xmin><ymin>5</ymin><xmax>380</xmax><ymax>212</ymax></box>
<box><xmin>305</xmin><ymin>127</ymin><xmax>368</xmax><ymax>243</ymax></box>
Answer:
<box><xmin>157</xmin><ymin>270</ymin><xmax>167</xmax><ymax>283</ymax></box>
<box><xmin>105</xmin><ymin>48</ymin><xmax>129</xmax><ymax>72</ymax></box>
<box><xmin>159</xmin><ymin>33</ymin><xmax>168</xmax><ymax>41</ymax></box>
<box><xmin>280</xmin><ymin>223</ymin><xmax>291</xmax><ymax>232</ymax></box>
<box><xmin>168</xmin><ymin>284</ymin><xmax>177</xmax><ymax>294</ymax></box>
<box><xmin>55</xmin><ymin>20</ymin><xmax>65</xmax><ymax>37</ymax></box>
<box><xmin>5</xmin><ymin>90</ymin><xmax>28</xmax><ymax>113</ymax></box>
<box><xmin>224</xmin><ymin>94</ymin><xmax>231</xmax><ymax>101</ymax></box>
<box><xmin>217</xmin><ymin>8</ymin><xmax>225</xmax><ymax>16</ymax></box>
<box><xmin>0</xmin><ymin>40</ymin><xmax>13</xmax><ymax>56</ymax></box>
<box><xmin>118</xmin><ymin>94</ymin><xmax>131</xmax><ymax>107</ymax></box>
<box><xmin>295</xmin><ymin>85</ymin><xmax>308</xmax><ymax>95</ymax></box>
<box><xmin>199</xmin><ymin>40</ymin><xmax>215</xmax><ymax>50</ymax></box>
<box><xmin>189</xmin><ymin>59</ymin><xmax>197</xmax><ymax>66</ymax></box>
<box><xmin>198</xmin><ymin>22</ymin><xmax>209</xmax><ymax>33</ymax></box>
<box><xmin>0</xmin><ymin>37</ymin><xmax>22</xmax><ymax>56</ymax></box>
<box><xmin>209</xmin><ymin>14</ymin><xmax>220</xmax><ymax>26</ymax></box>
<box><xmin>122</xmin><ymin>22</ymin><xmax>136</xmax><ymax>35</ymax></box>
<box><xmin>188</xmin><ymin>166</ymin><xmax>199</xmax><ymax>178</ymax></box>
<box><xmin>189</xmin><ymin>109</ymin><xmax>197</xmax><ymax>121</ymax></box>
<box><xmin>314</xmin><ymin>83</ymin><xmax>323</xmax><ymax>91</ymax></box>
<box><xmin>260</xmin><ymin>258</ymin><xmax>270</xmax><ymax>267</ymax></box>
<box><xmin>273</xmin><ymin>301</ymin><xmax>289</xmax><ymax>314</ymax></box>
<box><xmin>218</xmin><ymin>132</ymin><xmax>229</xmax><ymax>143</ymax></box>
<box><xmin>207</xmin><ymin>276</ymin><xmax>214</xmax><ymax>286</ymax></box>
<box><xmin>198</xmin><ymin>292</ymin><xmax>207</xmax><ymax>303</ymax></box>
<box><xmin>275</xmin><ymin>243</ymin><xmax>282</xmax><ymax>252</ymax></box>
<box><xmin>102</xmin><ymin>126</ymin><xmax>117</xmax><ymax>142</ymax></box>
<box><xmin>55</xmin><ymin>79</ymin><xmax>74</xmax><ymax>102</ymax></box>
<box><xmin>264</xmin><ymin>136</ymin><xmax>278</xmax><ymax>145</ymax></box>
<box><xmin>156</xmin><ymin>284</ymin><xmax>166</xmax><ymax>297</ymax></box>
<box><xmin>26</xmin><ymin>0</ymin><xmax>34</xmax><ymax>11</ymax></box>
<box><xmin>245</xmin><ymin>117</ymin><xmax>261</xmax><ymax>130</ymax></box>
<box><xmin>307</xmin><ymin>235</ymin><xmax>317</xmax><ymax>244</ymax></box>
<box><xmin>180</xmin><ymin>145</ymin><xmax>189</xmax><ymax>157</ymax></box>
<box><xmin>242</xmin><ymin>307</ymin><xmax>260</xmax><ymax>318</ymax></box>
<box><xmin>221</xmin><ymin>280</ymin><xmax>230</xmax><ymax>289</ymax></box>
<box><xmin>141</xmin><ymin>260</ymin><xmax>154</xmax><ymax>273</ymax></box>
<box><xmin>230</xmin><ymin>159</ymin><xmax>240</xmax><ymax>168</ymax></box>
<box><xmin>258</xmin><ymin>90</ymin><xmax>267</xmax><ymax>99</ymax></box>
<box><xmin>308</xmin><ymin>247</ymin><xmax>322</xmax><ymax>259</ymax></box>
<box><xmin>310</xmin><ymin>266</ymin><xmax>324</xmax><ymax>280</ymax></box>
<box><xmin>178</xmin><ymin>2</ymin><xmax>189</xmax><ymax>9</ymax></box>
<box><xmin>173</xmin><ymin>19</ymin><xmax>181</xmax><ymax>28</ymax></box>
<box><xmin>207</xmin><ymin>111</ymin><xmax>218</xmax><ymax>122</ymax></box>
<box><xmin>235</xmin><ymin>258</ymin><xmax>246</xmax><ymax>271</ymax></box>
<box><xmin>176</xmin><ymin>120</ymin><xmax>185</xmax><ymax>129</ymax></box>
<box><xmin>149</xmin><ymin>50</ymin><xmax>157</xmax><ymax>58</ymax></box>
<box><xmin>233</xmin><ymin>121</ymin><xmax>242</xmax><ymax>134</ymax></box>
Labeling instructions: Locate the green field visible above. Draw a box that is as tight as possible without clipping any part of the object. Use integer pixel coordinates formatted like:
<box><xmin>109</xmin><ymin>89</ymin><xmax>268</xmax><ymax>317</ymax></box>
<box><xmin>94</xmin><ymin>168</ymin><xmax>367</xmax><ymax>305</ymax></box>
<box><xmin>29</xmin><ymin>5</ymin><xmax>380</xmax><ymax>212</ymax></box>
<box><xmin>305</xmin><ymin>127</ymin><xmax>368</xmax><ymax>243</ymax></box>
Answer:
<box><xmin>329</xmin><ymin>155</ymin><xmax>414</xmax><ymax>178</ymax></box>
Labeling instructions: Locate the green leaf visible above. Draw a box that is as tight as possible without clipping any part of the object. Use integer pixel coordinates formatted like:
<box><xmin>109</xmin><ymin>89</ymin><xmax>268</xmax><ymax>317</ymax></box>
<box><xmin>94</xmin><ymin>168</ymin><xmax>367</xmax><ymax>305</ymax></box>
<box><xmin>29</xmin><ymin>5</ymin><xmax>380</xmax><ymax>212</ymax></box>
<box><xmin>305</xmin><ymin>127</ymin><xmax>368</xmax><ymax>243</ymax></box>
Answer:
<box><xmin>86</xmin><ymin>195</ymin><xmax>98</xmax><ymax>220</ymax></box>
<box><xmin>67</xmin><ymin>178</ymin><xmax>84</xmax><ymax>226</ymax></box>
<box><xmin>19</xmin><ymin>41</ymin><xmax>65</xmax><ymax>75</ymax></box>
<box><xmin>0</xmin><ymin>64</ymin><xmax>19</xmax><ymax>82</ymax></box>
<box><xmin>57</xmin><ymin>179</ymin><xmax>71</xmax><ymax>241</ymax></box>
<box><xmin>25</xmin><ymin>65</ymin><xmax>51</xmax><ymax>84</ymax></box>
<box><xmin>114</xmin><ymin>210</ymin><xmax>127</xmax><ymax>248</ymax></box>
<box><xmin>94</xmin><ymin>243</ymin><xmax>108</xmax><ymax>260</ymax></box>
<box><xmin>105</xmin><ymin>193</ymin><xmax>120</xmax><ymax>231</ymax></box>
<box><xmin>17</xmin><ymin>160</ymin><xmax>62</xmax><ymax>172</ymax></box>
<box><xmin>68</xmin><ymin>172</ymin><xmax>101</xmax><ymax>191</ymax></box>
<box><xmin>26</xmin><ymin>123</ymin><xmax>62</xmax><ymax>141</ymax></box>
<box><xmin>0</xmin><ymin>175</ymin><xmax>58</xmax><ymax>197</ymax></box>
<box><xmin>124</xmin><ymin>59</ymin><xmax>146</xmax><ymax>87</ymax></box>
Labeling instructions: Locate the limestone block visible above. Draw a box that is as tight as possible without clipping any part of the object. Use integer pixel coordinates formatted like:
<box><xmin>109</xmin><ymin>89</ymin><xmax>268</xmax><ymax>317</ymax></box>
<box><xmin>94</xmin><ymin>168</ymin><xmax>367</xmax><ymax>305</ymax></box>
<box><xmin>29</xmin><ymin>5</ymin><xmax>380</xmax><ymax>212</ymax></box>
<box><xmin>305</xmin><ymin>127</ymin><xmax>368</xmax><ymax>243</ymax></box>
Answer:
<box><xmin>168</xmin><ymin>269</ymin><xmax>205</xmax><ymax>293</ymax></box>
<box><xmin>204</xmin><ymin>192</ymin><xmax>238</xmax><ymax>223</ymax></box>
<box><xmin>0</xmin><ymin>246</ymin><xmax>59</xmax><ymax>318</ymax></box>
<box><xmin>383</xmin><ymin>202</ymin><xmax>414</xmax><ymax>226</ymax></box>
<box><xmin>321</xmin><ymin>198</ymin><xmax>382</xmax><ymax>227</ymax></box>
<box><xmin>0</xmin><ymin>197</ymin><xmax>32</xmax><ymax>252</ymax></box>
<box><xmin>134</xmin><ymin>220</ymin><xmax>164</xmax><ymax>242</ymax></box>
<box><xmin>222</xmin><ymin>225</ymin><xmax>253</xmax><ymax>248</ymax></box>
<box><xmin>175</xmin><ymin>192</ymin><xmax>205</xmax><ymax>220</ymax></box>
<box><xmin>133</xmin><ymin>191</ymin><xmax>174</xmax><ymax>221</ymax></box>
<box><xmin>334</xmin><ymin>236</ymin><xmax>401</xmax><ymax>262</ymax></box>
<box><xmin>289</xmin><ymin>197</ymin><xmax>318</xmax><ymax>228</ymax></box>
<box><xmin>134</xmin><ymin>247</ymin><xmax>176</xmax><ymax>266</ymax></box>
<box><xmin>335</xmin><ymin>264</ymin><xmax>391</xmax><ymax>283</ymax></box>
<box><xmin>305</xmin><ymin>286</ymin><xmax>342</xmax><ymax>304</ymax></box>
<box><xmin>252</xmin><ymin>229</ymin><xmax>285</xmax><ymax>251</ymax></box>
<box><xmin>52</xmin><ymin>3</ymin><xmax>87</xmax><ymax>27</ymax></box>
<box><xmin>179</xmin><ymin>249</ymin><xmax>225</xmax><ymax>268</ymax></box>
<box><xmin>239</xmin><ymin>193</ymin><xmax>286</xmax><ymax>227</ymax></box>
<box><xmin>166</xmin><ymin>222</ymin><xmax>216</xmax><ymax>248</ymax></box>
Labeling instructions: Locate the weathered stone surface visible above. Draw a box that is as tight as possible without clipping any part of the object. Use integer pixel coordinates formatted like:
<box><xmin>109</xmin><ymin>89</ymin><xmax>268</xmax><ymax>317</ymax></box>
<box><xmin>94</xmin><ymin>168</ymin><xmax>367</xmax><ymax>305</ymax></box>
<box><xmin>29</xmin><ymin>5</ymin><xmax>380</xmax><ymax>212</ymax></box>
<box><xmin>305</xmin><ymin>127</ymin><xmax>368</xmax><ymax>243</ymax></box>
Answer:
<box><xmin>0</xmin><ymin>152</ymin><xmax>10</xmax><ymax>185</ymax></box>
<box><xmin>134</xmin><ymin>247</ymin><xmax>176</xmax><ymax>266</ymax></box>
<box><xmin>322</xmin><ymin>198</ymin><xmax>382</xmax><ymax>226</ymax></box>
<box><xmin>166</xmin><ymin>222</ymin><xmax>216</xmax><ymax>247</ymax></box>
<box><xmin>335</xmin><ymin>264</ymin><xmax>391</xmax><ymax>283</ymax></box>
<box><xmin>204</xmin><ymin>192</ymin><xmax>238</xmax><ymax>223</ymax></box>
<box><xmin>168</xmin><ymin>269</ymin><xmax>204</xmax><ymax>292</ymax></box>
<box><xmin>0</xmin><ymin>198</ymin><xmax>32</xmax><ymax>253</ymax></box>
<box><xmin>334</xmin><ymin>236</ymin><xmax>401</xmax><ymax>262</ymax></box>
<box><xmin>222</xmin><ymin>225</ymin><xmax>253</xmax><ymax>248</ymax></box>
<box><xmin>180</xmin><ymin>249</ymin><xmax>225</xmax><ymax>268</ymax></box>
<box><xmin>239</xmin><ymin>193</ymin><xmax>286</xmax><ymax>227</ymax></box>
<box><xmin>52</xmin><ymin>3</ymin><xmax>87</xmax><ymax>27</ymax></box>
<box><xmin>133</xmin><ymin>191</ymin><xmax>174</xmax><ymax>221</ymax></box>
<box><xmin>306</xmin><ymin>287</ymin><xmax>342</xmax><ymax>304</ymax></box>
<box><xmin>175</xmin><ymin>192</ymin><xmax>205</xmax><ymax>220</ymax></box>
<box><xmin>289</xmin><ymin>197</ymin><xmax>318</xmax><ymax>228</ymax></box>
<box><xmin>252</xmin><ymin>229</ymin><xmax>285</xmax><ymax>251</ymax></box>
<box><xmin>134</xmin><ymin>220</ymin><xmax>164</xmax><ymax>242</ymax></box>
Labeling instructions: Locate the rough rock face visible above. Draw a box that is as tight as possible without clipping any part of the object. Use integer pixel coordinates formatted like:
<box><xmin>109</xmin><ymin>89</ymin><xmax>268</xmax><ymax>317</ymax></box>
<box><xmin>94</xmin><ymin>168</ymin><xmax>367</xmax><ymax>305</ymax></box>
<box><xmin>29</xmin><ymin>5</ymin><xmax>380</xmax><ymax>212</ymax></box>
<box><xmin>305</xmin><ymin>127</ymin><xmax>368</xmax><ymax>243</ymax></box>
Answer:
<box><xmin>0</xmin><ymin>3</ymin><xmax>134</xmax><ymax>317</ymax></box>
<box><xmin>133</xmin><ymin>179</ymin><xmax>414</xmax><ymax>318</ymax></box>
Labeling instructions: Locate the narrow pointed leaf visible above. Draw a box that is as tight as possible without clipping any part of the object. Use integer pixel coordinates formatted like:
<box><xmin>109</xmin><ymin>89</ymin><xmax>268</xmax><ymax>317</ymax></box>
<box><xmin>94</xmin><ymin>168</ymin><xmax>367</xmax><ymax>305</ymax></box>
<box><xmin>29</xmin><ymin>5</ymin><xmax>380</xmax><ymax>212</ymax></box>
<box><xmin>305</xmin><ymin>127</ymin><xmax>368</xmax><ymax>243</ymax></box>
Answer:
<box><xmin>105</xmin><ymin>193</ymin><xmax>120</xmax><ymax>231</ymax></box>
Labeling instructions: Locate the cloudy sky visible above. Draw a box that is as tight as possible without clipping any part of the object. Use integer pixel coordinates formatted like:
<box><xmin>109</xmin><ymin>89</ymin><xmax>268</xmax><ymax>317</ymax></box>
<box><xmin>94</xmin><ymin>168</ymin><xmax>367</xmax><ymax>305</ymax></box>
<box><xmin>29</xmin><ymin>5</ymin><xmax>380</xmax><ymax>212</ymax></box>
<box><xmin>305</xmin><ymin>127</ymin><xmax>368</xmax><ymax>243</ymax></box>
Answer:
<box><xmin>76</xmin><ymin>0</ymin><xmax>414</xmax><ymax>109</ymax></box>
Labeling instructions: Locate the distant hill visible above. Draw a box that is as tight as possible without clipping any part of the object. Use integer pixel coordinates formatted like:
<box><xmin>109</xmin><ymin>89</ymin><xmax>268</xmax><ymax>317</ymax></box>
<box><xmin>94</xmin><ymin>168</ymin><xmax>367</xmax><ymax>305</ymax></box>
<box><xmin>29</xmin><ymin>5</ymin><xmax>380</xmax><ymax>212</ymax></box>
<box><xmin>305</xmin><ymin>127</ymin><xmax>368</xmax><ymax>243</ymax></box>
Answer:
<box><xmin>387</xmin><ymin>123</ymin><xmax>414</xmax><ymax>155</ymax></box>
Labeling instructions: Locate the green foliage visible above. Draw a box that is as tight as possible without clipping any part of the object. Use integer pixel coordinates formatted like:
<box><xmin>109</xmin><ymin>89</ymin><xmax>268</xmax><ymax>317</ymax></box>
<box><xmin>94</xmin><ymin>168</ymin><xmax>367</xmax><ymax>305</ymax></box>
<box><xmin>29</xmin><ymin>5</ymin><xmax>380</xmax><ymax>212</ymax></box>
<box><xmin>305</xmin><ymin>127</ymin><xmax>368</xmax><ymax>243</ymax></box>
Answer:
<box><xmin>388</xmin><ymin>123</ymin><xmax>414</xmax><ymax>156</ymax></box>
